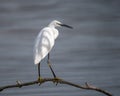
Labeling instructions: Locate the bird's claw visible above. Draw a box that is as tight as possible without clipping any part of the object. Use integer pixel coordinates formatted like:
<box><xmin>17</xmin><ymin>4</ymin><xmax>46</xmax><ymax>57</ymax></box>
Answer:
<box><xmin>53</xmin><ymin>77</ymin><xmax>61</xmax><ymax>86</ymax></box>
<box><xmin>37</xmin><ymin>77</ymin><xmax>43</xmax><ymax>85</ymax></box>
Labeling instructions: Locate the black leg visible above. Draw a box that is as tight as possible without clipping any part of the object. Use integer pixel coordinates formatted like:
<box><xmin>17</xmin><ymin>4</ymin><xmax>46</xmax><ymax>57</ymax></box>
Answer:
<box><xmin>47</xmin><ymin>53</ymin><xmax>56</xmax><ymax>78</ymax></box>
<box><xmin>38</xmin><ymin>62</ymin><xmax>41</xmax><ymax>78</ymax></box>
<box><xmin>37</xmin><ymin>62</ymin><xmax>43</xmax><ymax>85</ymax></box>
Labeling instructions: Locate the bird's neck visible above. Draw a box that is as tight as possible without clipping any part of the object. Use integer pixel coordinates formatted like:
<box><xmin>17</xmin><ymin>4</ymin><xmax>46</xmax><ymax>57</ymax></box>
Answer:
<box><xmin>53</xmin><ymin>28</ymin><xmax>59</xmax><ymax>40</ymax></box>
<box><xmin>48</xmin><ymin>23</ymin><xmax>55</xmax><ymax>28</ymax></box>
<box><xmin>48</xmin><ymin>24</ymin><xmax>59</xmax><ymax>39</ymax></box>
<box><xmin>48</xmin><ymin>26</ymin><xmax>59</xmax><ymax>40</ymax></box>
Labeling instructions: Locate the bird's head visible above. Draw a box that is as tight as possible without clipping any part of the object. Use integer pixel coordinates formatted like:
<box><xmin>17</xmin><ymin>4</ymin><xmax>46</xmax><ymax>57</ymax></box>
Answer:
<box><xmin>49</xmin><ymin>20</ymin><xmax>73</xmax><ymax>29</ymax></box>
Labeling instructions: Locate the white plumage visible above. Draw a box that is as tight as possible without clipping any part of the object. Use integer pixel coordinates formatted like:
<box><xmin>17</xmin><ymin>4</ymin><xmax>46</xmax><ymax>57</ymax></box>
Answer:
<box><xmin>34</xmin><ymin>20</ymin><xmax>59</xmax><ymax>64</ymax></box>
<box><xmin>33</xmin><ymin>20</ymin><xmax>72</xmax><ymax>79</ymax></box>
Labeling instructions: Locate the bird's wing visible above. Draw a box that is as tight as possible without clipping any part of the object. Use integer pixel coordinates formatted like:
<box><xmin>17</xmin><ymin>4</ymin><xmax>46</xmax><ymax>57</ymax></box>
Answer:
<box><xmin>34</xmin><ymin>27</ymin><xmax>54</xmax><ymax>64</ymax></box>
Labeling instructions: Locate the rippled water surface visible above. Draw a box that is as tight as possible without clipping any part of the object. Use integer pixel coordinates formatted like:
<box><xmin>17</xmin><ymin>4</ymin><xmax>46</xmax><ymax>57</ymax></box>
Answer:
<box><xmin>0</xmin><ymin>0</ymin><xmax>120</xmax><ymax>96</ymax></box>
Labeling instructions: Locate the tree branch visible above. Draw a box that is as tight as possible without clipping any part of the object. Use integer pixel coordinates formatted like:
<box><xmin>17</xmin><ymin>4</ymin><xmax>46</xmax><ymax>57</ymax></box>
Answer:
<box><xmin>0</xmin><ymin>78</ymin><xmax>112</xmax><ymax>96</ymax></box>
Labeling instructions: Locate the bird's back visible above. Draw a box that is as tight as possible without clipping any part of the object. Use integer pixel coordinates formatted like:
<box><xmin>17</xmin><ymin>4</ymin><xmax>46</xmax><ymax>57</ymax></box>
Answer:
<box><xmin>34</xmin><ymin>27</ymin><xmax>55</xmax><ymax>64</ymax></box>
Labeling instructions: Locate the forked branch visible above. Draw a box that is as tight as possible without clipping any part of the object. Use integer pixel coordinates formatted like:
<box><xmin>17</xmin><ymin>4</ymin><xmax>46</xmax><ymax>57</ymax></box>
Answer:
<box><xmin>0</xmin><ymin>78</ymin><xmax>112</xmax><ymax>96</ymax></box>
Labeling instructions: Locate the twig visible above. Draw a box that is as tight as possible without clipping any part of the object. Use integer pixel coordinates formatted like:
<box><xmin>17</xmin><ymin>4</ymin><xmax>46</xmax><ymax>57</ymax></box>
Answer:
<box><xmin>0</xmin><ymin>78</ymin><xmax>112</xmax><ymax>96</ymax></box>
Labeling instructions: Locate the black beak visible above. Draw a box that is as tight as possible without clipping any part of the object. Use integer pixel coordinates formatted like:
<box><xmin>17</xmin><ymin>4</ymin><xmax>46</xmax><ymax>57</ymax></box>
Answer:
<box><xmin>59</xmin><ymin>23</ymin><xmax>73</xmax><ymax>29</ymax></box>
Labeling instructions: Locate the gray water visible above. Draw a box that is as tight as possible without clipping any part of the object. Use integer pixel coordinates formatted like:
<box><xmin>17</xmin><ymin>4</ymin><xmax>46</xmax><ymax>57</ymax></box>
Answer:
<box><xmin>0</xmin><ymin>0</ymin><xmax>120</xmax><ymax>96</ymax></box>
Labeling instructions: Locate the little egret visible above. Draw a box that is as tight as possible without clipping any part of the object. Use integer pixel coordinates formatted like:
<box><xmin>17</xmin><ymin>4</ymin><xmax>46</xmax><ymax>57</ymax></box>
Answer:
<box><xmin>34</xmin><ymin>20</ymin><xmax>73</xmax><ymax>82</ymax></box>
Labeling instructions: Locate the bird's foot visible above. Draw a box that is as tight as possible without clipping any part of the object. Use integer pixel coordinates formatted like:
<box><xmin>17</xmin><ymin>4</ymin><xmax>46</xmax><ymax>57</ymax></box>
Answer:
<box><xmin>37</xmin><ymin>77</ymin><xmax>43</xmax><ymax>85</ymax></box>
<box><xmin>53</xmin><ymin>77</ymin><xmax>61</xmax><ymax>86</ymax></box>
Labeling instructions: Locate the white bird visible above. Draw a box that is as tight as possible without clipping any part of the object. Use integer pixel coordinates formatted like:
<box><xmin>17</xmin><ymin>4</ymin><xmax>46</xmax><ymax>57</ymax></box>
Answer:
<box><xmin>34</xmin><ymin>20</ymin><xmax>73</xmax><ymax>81</ymax></box>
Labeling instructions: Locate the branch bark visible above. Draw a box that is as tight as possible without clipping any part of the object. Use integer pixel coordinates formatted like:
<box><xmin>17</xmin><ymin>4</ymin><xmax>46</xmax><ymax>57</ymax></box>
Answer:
<box><xmin>0</xmin><ymin>78</ymin><xmax>112</xmax><ymax>96</ymax></box>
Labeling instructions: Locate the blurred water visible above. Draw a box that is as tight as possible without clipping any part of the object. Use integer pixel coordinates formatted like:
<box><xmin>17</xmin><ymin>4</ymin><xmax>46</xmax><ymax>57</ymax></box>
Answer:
<box><xmin>0</xmin><ymin>0</ymin><xmax>120</xmax><ymax>96</ymax></box>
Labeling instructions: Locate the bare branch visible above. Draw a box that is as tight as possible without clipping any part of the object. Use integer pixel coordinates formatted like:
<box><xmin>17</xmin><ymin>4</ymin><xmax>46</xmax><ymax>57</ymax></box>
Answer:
<box><xmin>0</xmin><ymin>78</ymin><xmax>112</xmax><ymax>96</ymax></box>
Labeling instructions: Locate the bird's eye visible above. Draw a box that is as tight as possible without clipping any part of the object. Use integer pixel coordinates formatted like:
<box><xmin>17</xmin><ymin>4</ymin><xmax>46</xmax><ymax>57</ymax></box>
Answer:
<box><xmin>56</xmin><ymin>22</ymin><xmax>60</xmax><ymax>25</ymax></box>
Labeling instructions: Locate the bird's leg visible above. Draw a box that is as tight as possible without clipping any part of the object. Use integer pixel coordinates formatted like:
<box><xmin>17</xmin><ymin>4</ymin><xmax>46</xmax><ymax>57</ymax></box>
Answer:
<box><xmin>47</xmin><ymin>53</ymin><xmax>56</xmax><ymax>78</ymax></box>
<box><xmin>47</xmin><ymin>53</ymin><xmax>60</xmax><ymax>85</ymax></box>
<box><xmin>37</xmin><ymin>62</ymin><xmax>43</xmax><ymax>85</ymax></box>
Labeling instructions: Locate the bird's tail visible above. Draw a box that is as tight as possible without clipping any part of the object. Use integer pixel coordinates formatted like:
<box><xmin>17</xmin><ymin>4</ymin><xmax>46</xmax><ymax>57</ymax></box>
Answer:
<box><xmin>34</xmin><ymin>57</ymin><xmax>41</xmax><ymax>65</ymax></box>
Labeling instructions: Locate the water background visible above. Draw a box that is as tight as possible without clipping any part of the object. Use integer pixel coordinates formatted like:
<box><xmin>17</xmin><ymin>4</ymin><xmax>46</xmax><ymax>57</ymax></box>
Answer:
<box><xmin>0</xmin><ymin>0</ymin><xmax>120</xmax><ymax>96</ymax></box>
